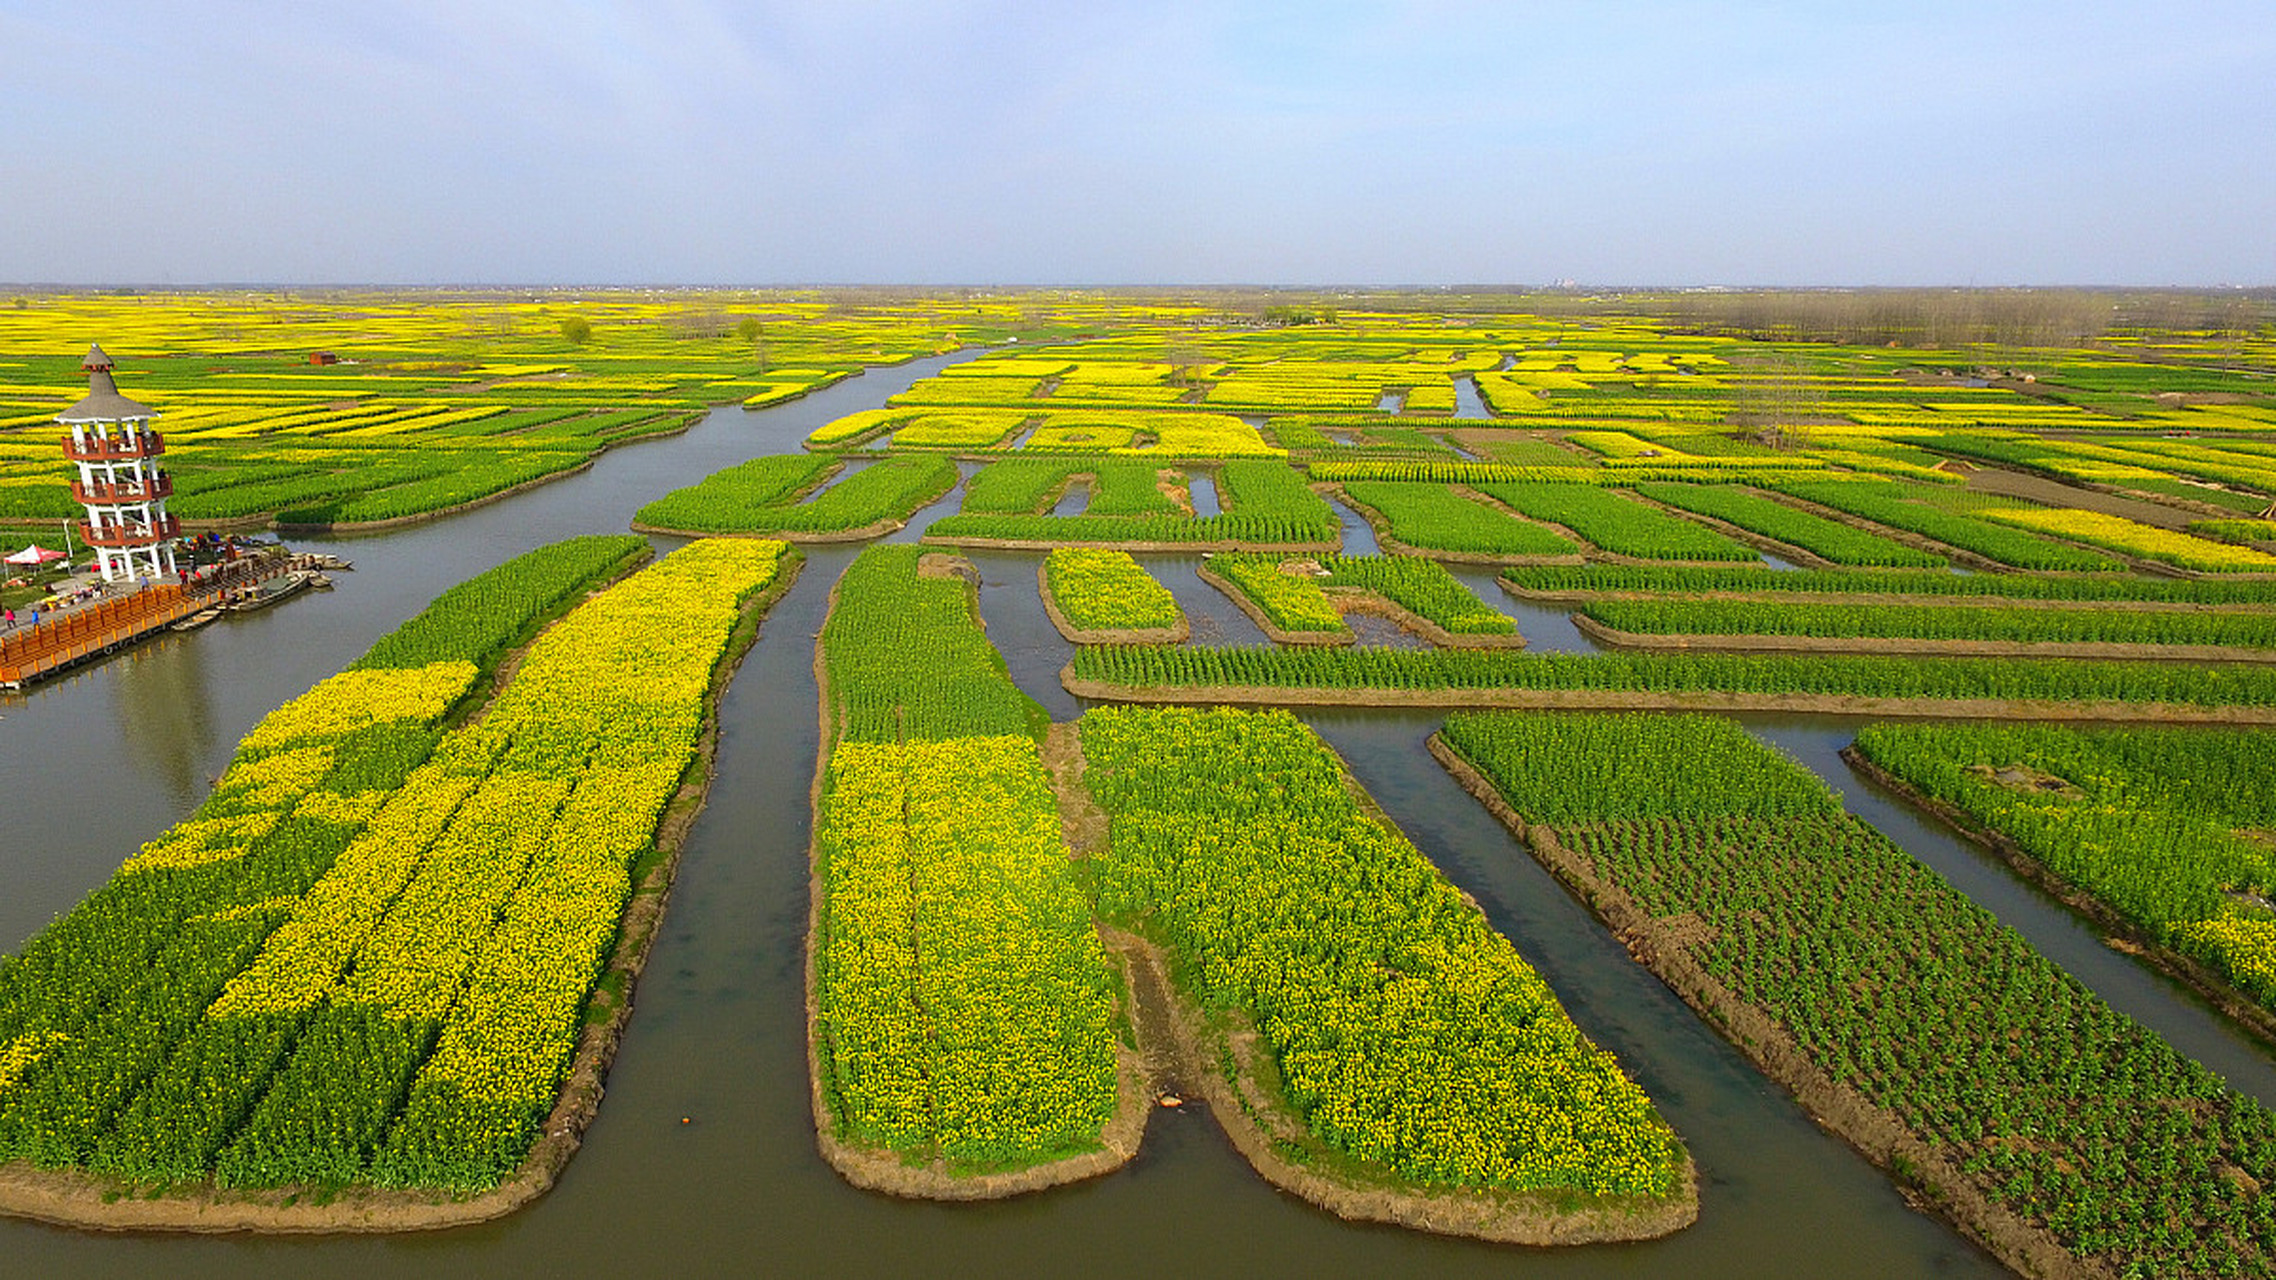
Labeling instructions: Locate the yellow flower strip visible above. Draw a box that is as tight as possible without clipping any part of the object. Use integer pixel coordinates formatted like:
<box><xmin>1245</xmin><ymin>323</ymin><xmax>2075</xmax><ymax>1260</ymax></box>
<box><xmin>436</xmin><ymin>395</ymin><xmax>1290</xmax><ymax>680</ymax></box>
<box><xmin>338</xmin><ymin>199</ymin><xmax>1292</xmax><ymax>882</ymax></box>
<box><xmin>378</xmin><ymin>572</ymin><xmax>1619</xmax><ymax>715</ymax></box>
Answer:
<box><xmin>2176</xmin><ymin>916</ymin><xmax>2276</xmax><ymax>1003</ymax></box>
<box><xmin>334</xmin><ymin>769</ymin><xmax>572</xmax><ymax>1023</ymax></box>
<box><xmin>816</xmin><ymin>736</ymin><xmax>1118</xmax><ymax>1166</ymax></box>
<box><xmin>239</xmin><ymin>661</ymin><xmax>478</xmax><ymax>754</ymax></box>
<box><xmin>365</xmin><ymin>539</ymin><xmax>788</xmax><ymax>1185</ymax></box>
<box><xmin>205</xmin><ymin>759</ymin><xmax>482</xmax><ymax>1018</ymax></box>
<box><xmin>1982</xmin><ymin>507</ymin><xmax>2276</xmax><ymax>573</ymax></box>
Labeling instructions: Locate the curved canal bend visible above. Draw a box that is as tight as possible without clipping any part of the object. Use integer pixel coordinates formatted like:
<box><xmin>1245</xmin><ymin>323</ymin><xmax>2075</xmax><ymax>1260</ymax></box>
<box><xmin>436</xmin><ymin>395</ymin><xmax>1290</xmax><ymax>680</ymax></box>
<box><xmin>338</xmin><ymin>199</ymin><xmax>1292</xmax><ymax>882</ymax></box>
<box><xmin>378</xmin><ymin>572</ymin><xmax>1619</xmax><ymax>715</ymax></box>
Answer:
<box><xmin>6</xmin><ymin>362</ymin><xmax>2270</xmax><ymax>1279</ymax></box>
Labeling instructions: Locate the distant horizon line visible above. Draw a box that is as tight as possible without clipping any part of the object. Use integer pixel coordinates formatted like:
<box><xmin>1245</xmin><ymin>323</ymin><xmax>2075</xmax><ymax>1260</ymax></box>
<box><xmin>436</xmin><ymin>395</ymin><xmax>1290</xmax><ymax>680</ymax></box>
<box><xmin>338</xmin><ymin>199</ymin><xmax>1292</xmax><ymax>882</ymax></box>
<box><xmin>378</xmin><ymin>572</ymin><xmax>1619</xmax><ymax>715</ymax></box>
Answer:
<box><xmin>2</xmin><ymin>281</ymin><xmax>2271</xmax><ymax>295</ymax></box>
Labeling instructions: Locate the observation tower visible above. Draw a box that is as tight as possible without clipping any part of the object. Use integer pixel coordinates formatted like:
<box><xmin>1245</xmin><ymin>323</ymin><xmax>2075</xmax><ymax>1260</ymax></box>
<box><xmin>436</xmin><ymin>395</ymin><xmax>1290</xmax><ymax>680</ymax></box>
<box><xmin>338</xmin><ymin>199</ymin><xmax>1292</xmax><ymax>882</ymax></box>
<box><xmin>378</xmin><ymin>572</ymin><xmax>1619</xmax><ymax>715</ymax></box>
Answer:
<box><xmin>59</xmin><ymin>344</ymin><xmax>177</xmax><ymax>583</ymax></box>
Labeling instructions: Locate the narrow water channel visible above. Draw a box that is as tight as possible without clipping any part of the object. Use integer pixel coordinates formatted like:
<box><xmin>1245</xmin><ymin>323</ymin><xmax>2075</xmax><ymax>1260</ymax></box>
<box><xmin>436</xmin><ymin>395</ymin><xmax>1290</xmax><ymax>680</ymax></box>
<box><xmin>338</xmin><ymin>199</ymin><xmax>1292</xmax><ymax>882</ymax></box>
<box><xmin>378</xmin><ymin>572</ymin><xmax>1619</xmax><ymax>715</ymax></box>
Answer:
<box><xmin>1452</xmin><ymin>374</ymin><xmax>1493</xmax><ymax>419</ymax></box>
<box><xmin>4</xmin><ymin>355</ymin><xmax>2269</xmax><ymax>1280</ymax></box>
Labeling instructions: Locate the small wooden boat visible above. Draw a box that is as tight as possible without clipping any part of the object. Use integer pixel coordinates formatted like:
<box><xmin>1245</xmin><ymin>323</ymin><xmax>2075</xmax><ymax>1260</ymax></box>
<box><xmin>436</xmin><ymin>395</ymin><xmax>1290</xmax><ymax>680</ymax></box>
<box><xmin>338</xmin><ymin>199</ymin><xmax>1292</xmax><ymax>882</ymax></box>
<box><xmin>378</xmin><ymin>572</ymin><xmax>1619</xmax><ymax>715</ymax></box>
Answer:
<box><xmin>170</xmin><ymin>608</ymin><xmax>224</xmax><ymax>632</ymax></box>
<box><xmin>228</xmin><ymin>570</ymin><xmax>316</xmax><ymax>613</ymax></box>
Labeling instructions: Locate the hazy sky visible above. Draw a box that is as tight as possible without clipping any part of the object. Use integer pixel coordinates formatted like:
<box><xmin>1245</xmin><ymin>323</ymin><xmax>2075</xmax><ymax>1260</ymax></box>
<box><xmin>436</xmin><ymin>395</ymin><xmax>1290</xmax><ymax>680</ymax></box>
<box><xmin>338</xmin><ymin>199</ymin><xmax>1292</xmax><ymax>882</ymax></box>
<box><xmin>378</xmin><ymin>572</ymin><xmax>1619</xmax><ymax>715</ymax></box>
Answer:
<box><xmin>4</xmin><ymin>1</ymin><xmax>2271</xmax><ymax>286</ymax></box>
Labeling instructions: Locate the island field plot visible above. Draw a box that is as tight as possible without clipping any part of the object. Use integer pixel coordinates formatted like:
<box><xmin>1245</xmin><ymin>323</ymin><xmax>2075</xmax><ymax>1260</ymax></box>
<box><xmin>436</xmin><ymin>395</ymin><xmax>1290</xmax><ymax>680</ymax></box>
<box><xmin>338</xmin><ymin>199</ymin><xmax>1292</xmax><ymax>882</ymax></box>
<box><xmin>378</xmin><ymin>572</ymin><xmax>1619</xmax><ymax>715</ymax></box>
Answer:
<box><xmin>0</xmin><ymin>537</ymin><xmax>792</xmax><ymax>1225</ymax></box>
<box><xmin>633</xmin><ymin>454</ymin><xmax>958</xmax><ymax>540</ymax></box>
<box><xmin>1435</xmin><ymin>710</ymin><xmax>2276</xmax><ymax>1280</ymax></box>
<box><xmin>922</xmin><ymin>457</ymin><xmax>1339</xmax><ymax>550</ymax></box>
<box><xmin>1037</xmin><ymin>548</ymin><xmax>1188</xmax><ymax>643</ymax></box>
<box><xmin>807</xmin><ymin>543</ymin><xmax>1133</xmax><ymax>1192</ymax></box>
<box><xmin>1200</xmin><ymin>552</ymin><xmax>1521</xmax><ymax>647</ymax></box>
<box><xmin>1072</xmin><ymin>704</ymin><xmax>1695</xmax><ymax>1241</ymax></box>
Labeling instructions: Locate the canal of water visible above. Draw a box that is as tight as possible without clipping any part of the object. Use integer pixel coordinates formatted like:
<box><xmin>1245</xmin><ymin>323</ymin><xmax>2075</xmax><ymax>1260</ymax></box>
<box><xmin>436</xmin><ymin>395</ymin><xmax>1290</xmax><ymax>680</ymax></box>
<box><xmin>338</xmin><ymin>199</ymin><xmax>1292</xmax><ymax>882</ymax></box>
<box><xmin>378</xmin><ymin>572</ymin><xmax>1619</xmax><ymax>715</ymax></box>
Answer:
<box><xmin>5</xmin><ymin>357</ymin><xmax>2269</xmax><ymax>1279</ymax></box>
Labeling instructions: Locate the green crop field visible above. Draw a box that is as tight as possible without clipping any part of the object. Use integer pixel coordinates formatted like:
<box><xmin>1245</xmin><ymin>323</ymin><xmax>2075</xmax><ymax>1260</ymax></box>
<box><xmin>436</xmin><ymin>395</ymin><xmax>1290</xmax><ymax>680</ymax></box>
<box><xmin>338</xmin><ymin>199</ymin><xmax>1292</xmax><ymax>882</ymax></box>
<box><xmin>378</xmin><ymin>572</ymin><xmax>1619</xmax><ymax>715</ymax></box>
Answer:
<box><xmin>1441</xmin><ymin>711</ymin><xmax>2276</xmax><ymax>1278</ymax></box>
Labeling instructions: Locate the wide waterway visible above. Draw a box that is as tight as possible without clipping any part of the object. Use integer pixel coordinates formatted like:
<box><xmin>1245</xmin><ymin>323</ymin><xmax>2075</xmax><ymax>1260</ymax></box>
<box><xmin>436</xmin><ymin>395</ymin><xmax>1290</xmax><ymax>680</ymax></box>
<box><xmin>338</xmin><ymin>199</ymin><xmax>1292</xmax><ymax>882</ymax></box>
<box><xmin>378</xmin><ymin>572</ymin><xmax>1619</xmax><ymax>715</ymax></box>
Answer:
<box><xmin>5</xmin><ymin>361</ymin><xmax>2271</xmax><ymax>1278</ymax></box>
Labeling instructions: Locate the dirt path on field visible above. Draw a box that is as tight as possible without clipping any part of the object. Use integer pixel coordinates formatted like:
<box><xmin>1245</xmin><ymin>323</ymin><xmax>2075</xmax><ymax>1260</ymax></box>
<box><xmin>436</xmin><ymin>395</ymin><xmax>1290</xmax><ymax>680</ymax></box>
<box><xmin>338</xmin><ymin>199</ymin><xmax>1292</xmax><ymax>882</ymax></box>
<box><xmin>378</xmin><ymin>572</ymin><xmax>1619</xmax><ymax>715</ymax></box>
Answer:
<box><xmin>1959</xmin><ymin>467</ymin><xmax>2197</xmax><ymax>529</ymax></box>
<box><xmin>1429</xmin><ymin>735</ymin><xmax>2103</xmax><ymax>1280</ymax></box>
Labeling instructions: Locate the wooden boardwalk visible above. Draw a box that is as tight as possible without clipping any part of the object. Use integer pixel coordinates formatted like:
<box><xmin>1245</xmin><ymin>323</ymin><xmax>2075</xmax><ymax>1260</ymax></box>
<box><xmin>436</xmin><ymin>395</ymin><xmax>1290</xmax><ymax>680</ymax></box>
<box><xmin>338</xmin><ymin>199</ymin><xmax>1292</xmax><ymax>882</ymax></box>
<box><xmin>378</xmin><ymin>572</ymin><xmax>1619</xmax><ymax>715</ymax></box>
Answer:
<box><xmin>1</xmin><ymin>584</ymin><xmax>204</xmax><ymax>689</ymax></box>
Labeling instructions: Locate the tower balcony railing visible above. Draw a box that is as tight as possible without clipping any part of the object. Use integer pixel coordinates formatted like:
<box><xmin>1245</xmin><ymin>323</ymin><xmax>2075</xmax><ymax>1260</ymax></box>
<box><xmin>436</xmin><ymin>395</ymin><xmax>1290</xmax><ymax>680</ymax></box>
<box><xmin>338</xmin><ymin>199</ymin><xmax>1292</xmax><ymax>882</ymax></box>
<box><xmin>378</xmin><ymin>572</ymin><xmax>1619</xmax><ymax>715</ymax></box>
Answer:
<box><xmin>71</xmin><ymin>474</ymin><xmax>173</xmax><ymax>504</ymax></box>
<box><xmin>61</xmin><ymin>431</ymin><xmax>164</xmax><ymax>462</ymax></box>
<box><xmin>79</xmin><ymin>513</ymin><xmax>182</xmax><ymax>547</ymax></box>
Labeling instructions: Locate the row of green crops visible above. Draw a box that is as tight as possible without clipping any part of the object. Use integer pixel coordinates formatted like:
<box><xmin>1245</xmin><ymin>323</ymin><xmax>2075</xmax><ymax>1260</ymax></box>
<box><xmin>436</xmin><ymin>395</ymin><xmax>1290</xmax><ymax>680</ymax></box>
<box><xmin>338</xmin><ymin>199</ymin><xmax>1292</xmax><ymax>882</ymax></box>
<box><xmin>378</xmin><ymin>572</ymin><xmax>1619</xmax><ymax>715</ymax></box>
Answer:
<box><xmin>1765</xmin><ymin>478</ymin><xmax>2121</xmax><ymax>571</ymax></box>
<box><xmin>1475</xmin><ymin>482</ymin><xmax>1755</xmax><ymax>561</ymax></box>
<box><xmin>350</xmin><ymin>534</ymin><xmax>647</xmax><ymax>673</ymax></box>
<box><xmin>1580</xmin><ymin>598</ymin><xmax>2276</xmax><ymax>649</ymax></box>
<box><xmin>1210</xmin><ymin>552</ymin><xmax>1516</xmax><ymax>637</ymax></box>
<box><xmin>811</xmin><ymin>544</ymin><xmax>1119</xmax><ymax>1172</ymax></box>
<box><xmin>819</xmin><ymin>545</ymin><xmax>1044</xmax><ymax>742</ymax></box>
<box><xmin>1043</xmin><ymin>549</ymin><xmax>1183</xmax><ymax>633</ymax></box>
<box><xmin>1078</xmin><ymin>706</ymin><xmax>1687</xmax><ymax>1199</ymax></box>
<box><xmin>2194</xmin><ymin>518</ymin><xmax>2276</xmax><ymax>546</ymax></box>
<box><xmin>959</xmin><ymin>457</ymin><xmax>1181</xmax><ymax>517</ymax></box>
<box><xmin>1439</xmin><ymin>711</ymin><xmax>2276</xmax><ymax>1278</ymax></box>
<box><xmin>636</xmin><ymin>456</ymin><xmax>955</xmax><ymax>537</ymax></box>
<box><xmin>1068</xmin><ymin>644</ymin><xmax>2276</xmax><ymax>709</ymax></box>
<box><xmin>926</xmin><ymin>460</ymin><xmax>1335</xmax><ymax>547</ymax></box>
<box><xmin>1850</xmin><ymin>723</ymin><xmax>2276</xmax><ymax>1008</ymax></box>
<box><xmin>1500</xmin><ymin>562</ymin><xmax>2276</xmax><ymax>605</ymax></box>
<box><xmin>1308</xmin><ymin>553</ymin><xmax>1516</xmax><ymax>635</ymax></box>
<box><xmin>0</xmin><ymin>539</ymin><xmax>788</xmax><ymax>1190</ymax></box>
<box><xmin>1208</xmin><ymin>557</ymin><xmax>1346</xmax><ymax>633</ymax></box>
<box><xmin>1337</xmin><ymin>481</ymin><xmax>1577</xmax><ymax>557</ymax></box>
<box><xmin>274</xmin><ymin>449</ymin><xmax>599</xmax><ymax>526</ymax></box>
<box><xmin>1630</xmin><ymin>483</ymin><xmax>1945</xmax><ymax>568</ymax></box>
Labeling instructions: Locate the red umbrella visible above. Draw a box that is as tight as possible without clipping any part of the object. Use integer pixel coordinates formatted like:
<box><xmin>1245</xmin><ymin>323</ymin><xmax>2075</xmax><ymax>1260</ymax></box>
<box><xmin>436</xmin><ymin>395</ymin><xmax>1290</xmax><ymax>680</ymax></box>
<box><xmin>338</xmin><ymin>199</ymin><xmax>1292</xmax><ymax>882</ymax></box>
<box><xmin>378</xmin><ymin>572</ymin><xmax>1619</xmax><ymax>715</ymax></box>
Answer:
<box><xmin>2</xmin><ymin>545</ymin><xmax>67</xmax><ymax>567</ymax></box>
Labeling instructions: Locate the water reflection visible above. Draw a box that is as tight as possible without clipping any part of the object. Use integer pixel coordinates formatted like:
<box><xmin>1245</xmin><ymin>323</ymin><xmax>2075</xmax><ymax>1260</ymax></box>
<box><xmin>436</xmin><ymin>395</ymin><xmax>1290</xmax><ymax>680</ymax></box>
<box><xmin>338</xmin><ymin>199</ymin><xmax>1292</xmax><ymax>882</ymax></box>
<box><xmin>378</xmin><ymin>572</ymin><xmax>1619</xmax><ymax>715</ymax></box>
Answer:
<box><xmin>110</xmin><ymin>628</ymin><xmax>218</xmax><ymax>806</ymax></box>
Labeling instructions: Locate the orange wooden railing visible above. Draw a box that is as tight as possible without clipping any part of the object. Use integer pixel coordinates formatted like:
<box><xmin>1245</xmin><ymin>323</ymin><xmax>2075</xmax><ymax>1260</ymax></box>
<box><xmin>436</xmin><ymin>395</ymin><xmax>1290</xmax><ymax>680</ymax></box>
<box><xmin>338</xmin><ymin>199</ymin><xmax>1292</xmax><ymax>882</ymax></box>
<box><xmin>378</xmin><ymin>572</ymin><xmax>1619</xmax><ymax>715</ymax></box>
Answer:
<box><xmin>0</xmin><ymin>584</ymin><xmax>200</xmax><ymax>687</ymax></box>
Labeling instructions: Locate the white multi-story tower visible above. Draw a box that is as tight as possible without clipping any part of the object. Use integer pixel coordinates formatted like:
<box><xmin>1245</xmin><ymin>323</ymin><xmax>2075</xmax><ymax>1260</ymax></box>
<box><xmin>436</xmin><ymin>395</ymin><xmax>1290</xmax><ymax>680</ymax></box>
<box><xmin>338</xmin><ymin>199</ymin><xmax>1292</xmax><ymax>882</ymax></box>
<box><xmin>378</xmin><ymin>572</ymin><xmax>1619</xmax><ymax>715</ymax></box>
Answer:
<box><xmin>59</xmin><ymin>344</ymin><xmax>177</xmax><ymax>584</ymax></box>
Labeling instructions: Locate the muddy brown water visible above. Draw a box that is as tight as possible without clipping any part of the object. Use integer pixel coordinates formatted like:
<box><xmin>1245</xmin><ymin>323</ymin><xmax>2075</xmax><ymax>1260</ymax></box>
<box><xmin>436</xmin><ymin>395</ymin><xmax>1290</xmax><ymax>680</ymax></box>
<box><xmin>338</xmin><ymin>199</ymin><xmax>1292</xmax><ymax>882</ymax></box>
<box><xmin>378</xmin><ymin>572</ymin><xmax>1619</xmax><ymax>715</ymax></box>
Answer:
<box><xmin>6</xmin><ymin>356</ymin><xmax>2270</xmax><ymax>1278</ymax></box>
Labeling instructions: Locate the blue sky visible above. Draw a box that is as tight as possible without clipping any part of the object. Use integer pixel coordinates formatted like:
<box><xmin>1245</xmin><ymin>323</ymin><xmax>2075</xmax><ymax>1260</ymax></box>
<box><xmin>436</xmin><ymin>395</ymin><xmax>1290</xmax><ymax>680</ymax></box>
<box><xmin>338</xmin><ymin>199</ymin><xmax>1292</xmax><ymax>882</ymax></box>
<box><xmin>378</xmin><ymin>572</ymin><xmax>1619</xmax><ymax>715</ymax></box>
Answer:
<box><xmin>3</xmin><ymin>1</ymin><xmax>2271</xmax><ymax>285</ymax></box>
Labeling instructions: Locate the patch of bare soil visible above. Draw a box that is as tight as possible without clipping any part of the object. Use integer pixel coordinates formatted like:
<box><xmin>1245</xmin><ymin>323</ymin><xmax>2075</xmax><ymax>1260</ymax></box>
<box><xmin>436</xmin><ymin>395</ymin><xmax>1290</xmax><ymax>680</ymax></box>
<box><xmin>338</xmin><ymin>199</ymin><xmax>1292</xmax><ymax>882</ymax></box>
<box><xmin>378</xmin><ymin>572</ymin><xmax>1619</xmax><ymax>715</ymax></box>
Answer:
<box><xmin>1430</xmin><ymin>735</ymin><xmax>2101</xmax><ymax>1280</ymax></box>
<box><xmin>1569</xmin><ymin>612</ymin><xmax>2276</xmax><ymax>664</ymax></box>
<box><xmin>1964</xmin><ymin>762</ymin><xmax>2083</xmax><ymax>798</ymax></box>
<box><xmin>1155</xmin><ymin>469</ymin><xmax>1197</xmax><ymax>517</ymax></box>
<box><xmin>1959</xmin><ymin>467</ymin><xmax>2200</xmax><ymax>531</ymax></box>
<box><xmin>0</xmin><ymin>552</ymin><xmax>799</xmax><ymax>1234</ymax></box>
<box><xmin>1059</xmin><ymin>667</ymin><xmax>2276</xmax><ymax>725</ymax></box>
<box><xmin>915</xmin><ymin>551</ymin><xmax>973</xmax><ymax>582</ymax></box>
